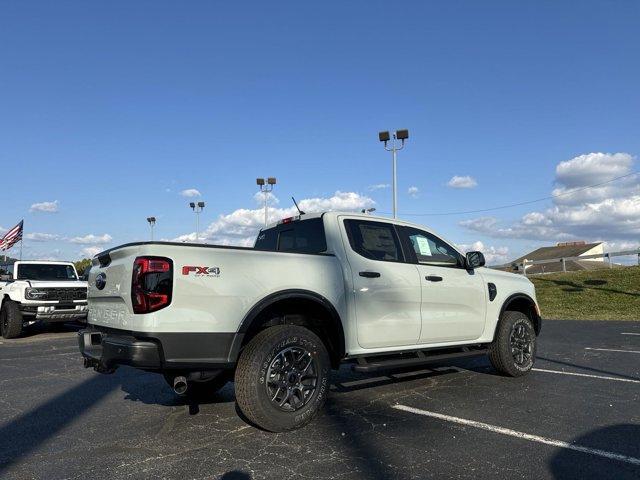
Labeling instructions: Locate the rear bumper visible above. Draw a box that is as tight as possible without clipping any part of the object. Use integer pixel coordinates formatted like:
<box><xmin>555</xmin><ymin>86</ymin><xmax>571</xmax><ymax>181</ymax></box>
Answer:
<box><xmin>78</xmin><ymin>326</ymin><xmax>243</xmax><ymax>372</ymax></box>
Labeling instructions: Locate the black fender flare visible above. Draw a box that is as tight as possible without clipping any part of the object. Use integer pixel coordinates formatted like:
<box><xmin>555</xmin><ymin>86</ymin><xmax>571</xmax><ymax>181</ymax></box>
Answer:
<box><xmin>236</xmin><ymin>289</ymin><xmax>346</xmax><ymax>363</ymax></box>
<box><xmin>499</xmin><ymin>293</ymin><xmax>542</xmax><ymax>335</ymax></box>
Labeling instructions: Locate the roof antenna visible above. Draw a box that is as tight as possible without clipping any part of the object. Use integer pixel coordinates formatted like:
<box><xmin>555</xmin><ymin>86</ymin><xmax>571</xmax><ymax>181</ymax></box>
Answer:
<box><xmin>292</xmin><ymin>197</ymin><xmax>305</xmax><ymax>215</ymax></box>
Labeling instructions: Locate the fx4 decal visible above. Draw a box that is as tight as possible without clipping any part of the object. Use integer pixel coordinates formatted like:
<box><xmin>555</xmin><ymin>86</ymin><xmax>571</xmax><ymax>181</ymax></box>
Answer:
<box><xmin>182</xmin><ymin>266</ymin><xmax>221</xmax><ymax>277</ymax></box>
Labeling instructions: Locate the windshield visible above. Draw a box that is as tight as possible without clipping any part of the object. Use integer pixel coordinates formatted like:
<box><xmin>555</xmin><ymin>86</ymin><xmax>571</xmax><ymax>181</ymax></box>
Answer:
<box><xmin>17</xmin><ymin>264</ymin><xmax>78</xmax><ymax>281</ymax></box>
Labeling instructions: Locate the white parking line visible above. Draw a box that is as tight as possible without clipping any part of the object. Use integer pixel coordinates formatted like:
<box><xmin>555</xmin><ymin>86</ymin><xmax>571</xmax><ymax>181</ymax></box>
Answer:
<box><xmin>621</xmin><ymin>332</ymin><xmax>640</xmax><ymax>336</ymax></box>
<box><xmin>393</xmin><ymin>405</ymin><xmax>640</xmax><ymax>466</ymax></box>
<box><xmin>585</xmin><ymin>347</ymin><xmax>640</xmax><ymax>354</ymax></box>
<box><xmin>532</xmin><ymin>367</ymin><xmax>640</xmax><ymax>384</ymax></box>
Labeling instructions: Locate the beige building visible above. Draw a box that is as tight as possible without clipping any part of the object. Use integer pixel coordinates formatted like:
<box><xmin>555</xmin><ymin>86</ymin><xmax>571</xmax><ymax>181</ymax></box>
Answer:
<box><xmin>498</xmin><ymin>241</ymin><xmax>607</xmax><ymax>275</ymax></box>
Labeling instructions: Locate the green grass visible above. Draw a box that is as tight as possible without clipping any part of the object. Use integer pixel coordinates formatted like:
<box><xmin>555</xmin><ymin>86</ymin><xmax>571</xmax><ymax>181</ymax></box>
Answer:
<box><xmin>530</xmin><ymin>265</ymin><xmax>640</xmax><ymax>320</ymax></box>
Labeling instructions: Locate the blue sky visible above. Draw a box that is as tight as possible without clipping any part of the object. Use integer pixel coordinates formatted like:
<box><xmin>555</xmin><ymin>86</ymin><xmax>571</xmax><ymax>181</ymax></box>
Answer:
<box><xmin>1</xmin><ymin>1</ymin><xmax>639</xmax><ymax>263</ymax></box>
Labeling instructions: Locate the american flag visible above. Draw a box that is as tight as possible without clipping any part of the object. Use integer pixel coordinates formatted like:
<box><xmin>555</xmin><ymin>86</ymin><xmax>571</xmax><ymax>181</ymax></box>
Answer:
<box><xmin>0</xmin><ymin>220</ymin><xmax>23</xmax><ymax>251</ymax></box>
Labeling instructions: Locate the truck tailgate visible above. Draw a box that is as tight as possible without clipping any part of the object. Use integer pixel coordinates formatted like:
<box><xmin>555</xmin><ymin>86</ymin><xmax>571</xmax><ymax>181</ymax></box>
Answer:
<box><xmin>87</xmin><ymin>245</ymin><xmax>140</xmax><ymax>330</ymax></box>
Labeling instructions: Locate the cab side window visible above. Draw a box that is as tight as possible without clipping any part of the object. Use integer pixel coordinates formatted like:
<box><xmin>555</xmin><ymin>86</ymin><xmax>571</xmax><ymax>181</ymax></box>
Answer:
<box><xmin>344</xmin><ymin>219</ymin><xmax>404</xmax><ymax>262</ymax></box>
<box><xmin>401</xmin><ymin>227</ymin><xmax>462</xmax><ymax>267</ymax></box>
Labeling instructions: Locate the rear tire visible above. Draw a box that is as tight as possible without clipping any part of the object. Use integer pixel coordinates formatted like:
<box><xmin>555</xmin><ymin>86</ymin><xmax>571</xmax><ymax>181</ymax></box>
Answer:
<box><xmin>488</xmin><ymin>310</ymin><xmax>536</xmax><ymax>377</ymax></box>
<box><xmin>0</xmin><ymin>300</ymin><xmax>23</xmax><ymax>339</ymax></box>
<box><xmin>235</xmin><ymin>325</ymin><xmax>331</xmax><ymax>432</ymax></box>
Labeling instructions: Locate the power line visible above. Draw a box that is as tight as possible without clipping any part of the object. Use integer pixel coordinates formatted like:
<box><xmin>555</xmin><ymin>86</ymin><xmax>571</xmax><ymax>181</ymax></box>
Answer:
<box><xmin>380</xmin><ymin>171</ymin><xmax>638</xmax><ymax>217</ymax></box>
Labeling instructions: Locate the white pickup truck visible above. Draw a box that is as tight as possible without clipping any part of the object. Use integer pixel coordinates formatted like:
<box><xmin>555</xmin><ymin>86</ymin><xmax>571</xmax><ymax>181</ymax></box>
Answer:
<box><xmin>79</xmin><ymin>212</ymin><xmax>541</xmax><ymax>431</ymax></box>
<box><xmin>1</xmin><ymin>261</ymin><xmax>89</xmax><ymax>338</ymax></box>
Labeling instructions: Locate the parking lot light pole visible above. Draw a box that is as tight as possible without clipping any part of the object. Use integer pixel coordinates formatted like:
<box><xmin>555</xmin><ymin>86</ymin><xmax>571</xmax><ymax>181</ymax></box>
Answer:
<box><xmin>378</xmin><ymin>129</ymin><xmax>409</xmax><ymax>218</ymax></box>
<box><xmin>256</xmin><ymin>177</ymin><xmax>277</xmax><ymax>226</ymax></box>
<box><xmin>189</xmin><ymin>202</ymin><xmax>205</xmax><ymax>242</ymax></box>
<box><xmin>146</xmin><ymin>217</ymin><xmax>156</xmax><ymax>241</ymax></box>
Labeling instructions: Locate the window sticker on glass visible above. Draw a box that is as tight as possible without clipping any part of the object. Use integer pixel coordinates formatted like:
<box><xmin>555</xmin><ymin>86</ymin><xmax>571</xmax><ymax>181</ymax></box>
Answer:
<box><xmin>416</xmin><ymin>236</ymin><xmax>432</xmax><ymax>256</ymax></box>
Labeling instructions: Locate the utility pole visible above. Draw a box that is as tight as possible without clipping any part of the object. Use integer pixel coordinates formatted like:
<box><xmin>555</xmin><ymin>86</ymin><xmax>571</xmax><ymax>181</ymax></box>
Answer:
<box><xmin>378</xmin><ymin>129</ymin><xmax>409</xmax><ymax>218</ymax></box>
<box><xmin>189</xmin><ymin>202</ymin><xmax>205</xmax><ymax>242</ymax></box>
<box><xmin>146</xmin><ymin>217</ymin><xmax>156</xmax><ymax>241</ymax></box>
<box><xmin>256</xmin><ymin>177</ymin><xmax>277</xmax><ymax>226</ymax></box>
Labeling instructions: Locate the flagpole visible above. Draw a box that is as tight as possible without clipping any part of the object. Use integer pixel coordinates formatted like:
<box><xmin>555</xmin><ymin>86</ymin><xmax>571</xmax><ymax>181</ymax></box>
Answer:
<box><xmin>20</xmin><ymin>238</ymin><xmax>23</xmax><ymax>261</ymax></box>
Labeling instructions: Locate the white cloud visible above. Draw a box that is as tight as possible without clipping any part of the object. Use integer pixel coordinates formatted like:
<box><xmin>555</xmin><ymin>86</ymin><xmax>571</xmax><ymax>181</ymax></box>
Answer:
<box><xmin>30</xmin><ymin>200</ymin><xmax>59</xmax><ymax>213</ymax></box>
<box><xmin>34</xmin><ymin>251</ymin><xmax>63</xmax><ymax>261</ymax></box>
<box><xmin>368</xmin><ymin>183</ymin><xmax>390</xmax><ymax>191</ymax></box>
<box><xmin>602</xmin><ymin>240</ymin><xmax>640</xmax><ymax>252</ymax></box>
<box><xmin>20</xmin><ymin>245</ymin><xmax>63</xmax><ymax>261</ymax></box>
<box><xmin>555</xmin><ymin>152</ymin><xmax>632</xmax><ymax>188</ymax></box>
<box><xmin>180</xmin><ymin>189</ymin><xmax>201</xmax><ymax>198</ymax></box>
<box><xmin>460</xmin><ymin>216</ymin><xmax>573</xmax><ymax>241</ymax></box>
<box><xmin>81</xmin><ymin>246</ymin><xmax>103</xmax><ymax>258</ymax></box>
<box><xmin>25</xmin><ymin>233</ymin><xmax>60</xmax><ymax>242</ymax></box>
<box><xmin>552</xmin><ymin>153</ymin><xmax>638</xmax><ymax>206</ymax></box>
<box><xmin>69</xmin><ymin>234</ymin><xmax>113</xmax><ymax>245</ymax></box>
<box><xmin>408</xmin><ymin>186</ymin><xmax>419</xmax><ymax>198</ymax></box>
<box><xmin>174</xmin><ymin>191</ymin><xmax>375</xmax><ymax>246</ymax></box>
<box><xmin>460</xmin><ymin>152</ymin><xmax>640</xmax><ymax>241</ymax></box>
<box><xmin>457</xmin><ymin>240</ymin><xmax>510</xmax><ymax>265</ymax></box>
<box><xmin>447</xmin><ymin>176</ymin><xmax>477</xmax><ymax>189</ymax></box>
<box><xmin>253</xmin><ymin>191</ymin><xmax>279</xmax><ymax>205</ymax></box>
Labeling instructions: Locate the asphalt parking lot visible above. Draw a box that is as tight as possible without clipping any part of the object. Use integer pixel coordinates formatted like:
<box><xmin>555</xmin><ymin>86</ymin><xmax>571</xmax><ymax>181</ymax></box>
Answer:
<box><xmin>1</xmin><ymin>320</ymin><xmax>639</xmax><ymax>480</ymax></box>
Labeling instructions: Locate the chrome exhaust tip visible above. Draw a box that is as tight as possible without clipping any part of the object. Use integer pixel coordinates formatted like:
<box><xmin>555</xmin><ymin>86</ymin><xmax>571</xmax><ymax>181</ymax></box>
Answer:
<box><xmin>173</xmin><ymin>375</ymin><xmax>188</xmax><ymax>395</ymax></box>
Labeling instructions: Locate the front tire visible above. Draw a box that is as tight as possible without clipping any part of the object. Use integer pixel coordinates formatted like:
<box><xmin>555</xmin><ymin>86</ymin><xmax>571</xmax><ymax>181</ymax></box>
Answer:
<box><xmin>0</xmin><ymin>301</ymin><xmax>23</xmax><ymax>339</ymax></box>
<box><xmin>488</xmin><ymin>310</ymin><xmax>536</xmax><ymax>377</ymax></box>
<box><xmin>235</xmin><ymin>325</ymin><xmax>331</xmax><ymax>432</ymax></box>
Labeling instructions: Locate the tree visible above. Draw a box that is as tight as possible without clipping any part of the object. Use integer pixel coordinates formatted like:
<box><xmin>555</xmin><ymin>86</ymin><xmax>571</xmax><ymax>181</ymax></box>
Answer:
<box><xmin>74</xmin><ymin>258</ymin><xmax>92</xmax><ymax>275</ymax></box>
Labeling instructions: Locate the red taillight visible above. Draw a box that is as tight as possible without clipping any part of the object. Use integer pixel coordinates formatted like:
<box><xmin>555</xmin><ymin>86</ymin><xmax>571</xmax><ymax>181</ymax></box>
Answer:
<box><xmin>131</xmin><ymin>256</ymin><xmax>173</xmax><ymax>314</ymax></box>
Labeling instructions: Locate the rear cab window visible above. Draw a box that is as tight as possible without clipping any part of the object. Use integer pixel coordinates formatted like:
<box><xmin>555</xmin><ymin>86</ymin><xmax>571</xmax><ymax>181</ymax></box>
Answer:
<box><xmin>254</xmin><ymin>217</ymin><xmax>327</xmax><ymax>254</ymax></box>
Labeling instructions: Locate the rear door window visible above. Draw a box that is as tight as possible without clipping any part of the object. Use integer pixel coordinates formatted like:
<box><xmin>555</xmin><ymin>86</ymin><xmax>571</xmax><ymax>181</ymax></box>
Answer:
<box><xmin>343</xmin><ymin>219</ymin><xmax>404</xmax><ymax>262</ymax></box>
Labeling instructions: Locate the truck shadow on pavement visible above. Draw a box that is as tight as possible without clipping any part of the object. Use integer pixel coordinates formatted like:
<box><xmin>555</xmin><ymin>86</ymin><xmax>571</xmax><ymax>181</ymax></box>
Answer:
<box><xmin>118</xmin><ymin>369</ymin><xmax>236</xmax><ymax>416</ymax></box>
<box><xmin>117</xmin><ymin>365</ymin><xmax>462</xmax><ymax>414</ymax></box>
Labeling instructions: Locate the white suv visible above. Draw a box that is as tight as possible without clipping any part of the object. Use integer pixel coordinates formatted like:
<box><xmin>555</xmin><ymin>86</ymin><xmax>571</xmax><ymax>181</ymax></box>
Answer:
<box><xmin>0</xmin><ymin>261</ymin><xmax>89</xmax><ymax>338</ymax></box>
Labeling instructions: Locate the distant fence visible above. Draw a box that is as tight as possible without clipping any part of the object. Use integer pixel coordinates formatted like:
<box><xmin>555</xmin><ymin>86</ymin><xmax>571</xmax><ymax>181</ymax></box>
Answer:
<box><xmin>517</xmin><ymin>248</ymin><xmax>640</xmax><ymax>276</ymax></box>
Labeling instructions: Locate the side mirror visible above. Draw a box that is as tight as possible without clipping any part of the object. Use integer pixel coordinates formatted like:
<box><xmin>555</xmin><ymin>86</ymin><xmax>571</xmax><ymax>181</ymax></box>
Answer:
<box><xmin>466</xmin><ymin>251</ymin><xmax>486</xmax><ymax>269</ymax></box>
<box><xmin>0</xmin><ymin>274</ymin><xmax>12</xmax><ymax>281</ymax></box>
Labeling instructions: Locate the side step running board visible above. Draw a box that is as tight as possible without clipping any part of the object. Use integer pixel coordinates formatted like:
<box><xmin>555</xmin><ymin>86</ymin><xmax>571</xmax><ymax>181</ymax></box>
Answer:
<box><xmin>351</xmin><ymin>347</ymin><xmax>488</xmax><ymax>373</ymax></box>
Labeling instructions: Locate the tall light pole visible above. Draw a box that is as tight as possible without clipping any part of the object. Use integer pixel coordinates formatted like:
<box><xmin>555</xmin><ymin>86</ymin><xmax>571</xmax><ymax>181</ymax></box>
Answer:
<box><xmin>189</xmin><ymin>201</ymin><xmax>205</xmax><ymax>242</ymax></box>
<box><xmin>378</xmin><ymin>129</ymin><xmax>409</xmax><ymax>218</ymax></box>
<box><xmin>146</xmin><ymin>217</ymin><xmax>156</xmax><ymax>241</ymax></box>
<box><xmin>256</xmin><ymin>177</ymin><xmax>277</xmax><ymax>226</ymax></box>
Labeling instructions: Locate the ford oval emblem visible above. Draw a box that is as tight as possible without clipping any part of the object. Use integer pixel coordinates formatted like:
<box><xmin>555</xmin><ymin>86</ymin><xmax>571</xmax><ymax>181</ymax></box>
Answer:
<box><xmin>95</xmin><ymin>273</ymin><xmax>107</xmax><ymax>290</ymax></box>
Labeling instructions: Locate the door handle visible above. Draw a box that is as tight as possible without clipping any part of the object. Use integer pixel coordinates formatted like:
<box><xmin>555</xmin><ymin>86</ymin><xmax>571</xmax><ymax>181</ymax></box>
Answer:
<box><xmin>359</xmin><ymin>271</ymin><xmax>381</xmax><ymax>278</ymax></box>
<box><xmin>425</xmin><ymin>275</ymin><xmax>443</xmax><ymax>282</ymax></box>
